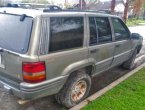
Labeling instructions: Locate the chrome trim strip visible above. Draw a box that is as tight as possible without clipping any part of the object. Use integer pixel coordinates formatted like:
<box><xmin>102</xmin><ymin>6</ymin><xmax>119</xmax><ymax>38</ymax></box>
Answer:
<box><xmin>95</xmin><ymin>57</ymin><xmax>113</xmax><ymax>65</ymax></box>
<box><xmin>114</xmin><ymin>50</ymin><xmax>132</xmax><ymax>58</ymax></box>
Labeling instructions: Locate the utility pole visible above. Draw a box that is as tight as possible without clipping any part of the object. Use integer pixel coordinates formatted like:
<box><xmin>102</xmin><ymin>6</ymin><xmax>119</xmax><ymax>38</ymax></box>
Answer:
<box><xmin>111</xmin><ymin>0</ymin><xmax>116</xmax><ymax>14</ymax></box>
<box><xmin>79</xmin><ymin>0</ymin><xmax>83</xmax><ymax>10</ymax></box>
<box><xmin>81</xmin><ymin>0</ymin><xmax>82</xmax><ymax>10</ymax></box>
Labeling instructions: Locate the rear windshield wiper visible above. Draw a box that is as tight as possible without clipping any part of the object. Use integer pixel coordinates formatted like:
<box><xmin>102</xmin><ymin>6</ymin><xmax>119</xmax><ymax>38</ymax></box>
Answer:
<box><xmin>20</xmin><ymin>14</ymin><xmax>26</xmax><ymax>21</ymax></box>
<box><xmin>0</xmin><ymin>48</ymin><xmax>4</xmax><ymax>52</ymax></box>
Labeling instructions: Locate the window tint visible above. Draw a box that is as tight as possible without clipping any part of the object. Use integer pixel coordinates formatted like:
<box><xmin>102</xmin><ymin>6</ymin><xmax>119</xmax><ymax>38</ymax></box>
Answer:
<box><xmin>0</xmin><ymin>14</ymin><xmax>32</xmax><ymax>54</ymax></box>
<box><xmin>96</xmin><ymin>17</ymin><xmax>112</xmax><ymax>43</ymax></box>
<box><xmin>49</xmin><ymin>17</ymin><xmax>84</xmax><ymax>52</ymax></box>
<box><xmin>89</xmin><ymin>17</ymin><xmax>98</xmax><ymax>45</ymax></box>
<box><xmin>112</xmin><ymin>18</ymin><xmax>130</xmax><ymax>41</ymax></box>
<box><xmin>89</xmin><ymin>17</ymin><xmax>112</xmax><ymax>45</ymax></box>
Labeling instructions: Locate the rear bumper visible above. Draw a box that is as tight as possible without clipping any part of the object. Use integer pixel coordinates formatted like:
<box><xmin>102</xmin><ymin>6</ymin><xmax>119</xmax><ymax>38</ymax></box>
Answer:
<box><xmin>0</xmin><ymin>76</ymin><xmax>68</xmax><ymax>100</ymax></box>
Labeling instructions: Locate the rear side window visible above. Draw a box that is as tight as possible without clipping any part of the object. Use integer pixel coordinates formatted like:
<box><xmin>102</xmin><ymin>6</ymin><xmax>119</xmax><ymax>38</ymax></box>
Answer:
<box><xmin>0</xmin><ymin>14</ymin><xmax>33</xmax><ymax>53</ymax></box>
<box><xmin>49</xmin><ymin>17</ymin><xmax>84</xmax><ymax>52</ymax></box>
<box><xmin>112</xmin><ymin>18</ymin><xmax>130</xmax><ymax>41</ymax></box>
<box><xmin>89</xmin><ymin>17</ymin><xmax>98</xmax><ymax>45</ymax></box>
<box><xmin>89</xmin><ymin>17</ymin><xmax>112</xmax><ymax>45</ymax></box>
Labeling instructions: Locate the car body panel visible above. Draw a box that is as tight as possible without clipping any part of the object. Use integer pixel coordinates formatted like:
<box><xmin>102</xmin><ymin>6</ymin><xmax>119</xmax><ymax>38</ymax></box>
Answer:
<box><xmin>0</xmin><ymin>9</ymin><xmax>143</xmax><ymax>100</ymax></box>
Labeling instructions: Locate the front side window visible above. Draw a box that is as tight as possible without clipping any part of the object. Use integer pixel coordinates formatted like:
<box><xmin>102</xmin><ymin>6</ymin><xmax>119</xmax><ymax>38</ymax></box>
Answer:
<box><xmin>49</xmin><ymin>17</ymin><xmax>84</xmax><ymax>52</ymax></box>
<box><xmin>112</xmin><ymin>18</ymin><xmax>130</xmax><ymax>41</ymax></box>
<box><xmin>89</xmin><ymin>17</ymin><xmax>112</xmax><ymax>45</ymax></box>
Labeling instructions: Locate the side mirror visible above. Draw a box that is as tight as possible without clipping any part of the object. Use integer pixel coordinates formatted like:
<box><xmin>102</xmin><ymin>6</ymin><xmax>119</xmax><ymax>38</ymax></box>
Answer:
<box><xmin>131</xmin><ymin>33</ymin><xmax>142</xmax><ymax>40</ymax></box>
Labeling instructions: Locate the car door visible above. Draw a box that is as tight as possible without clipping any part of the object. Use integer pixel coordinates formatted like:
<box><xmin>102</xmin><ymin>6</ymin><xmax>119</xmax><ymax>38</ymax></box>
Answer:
<box><xmin>111</xmin><ymin>18</ymin><xmax>133</xmax><ymax>66</ymax></box>
<box><xmin>38</xmin><ymin>16</ymin><xmax>88</xmax><ymax>80</ymax></box>
<box><xmin>88</xmin><ymin>16</ymin><xmax>115</xmax><ymax>75</ymax></box>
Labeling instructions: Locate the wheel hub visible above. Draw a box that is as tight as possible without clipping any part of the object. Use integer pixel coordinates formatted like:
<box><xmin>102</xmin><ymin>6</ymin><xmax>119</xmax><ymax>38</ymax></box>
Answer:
<box><xmin>71</xmin><ymin>80</ymin><xmax>87</xmax><ymax>102</ymax></box>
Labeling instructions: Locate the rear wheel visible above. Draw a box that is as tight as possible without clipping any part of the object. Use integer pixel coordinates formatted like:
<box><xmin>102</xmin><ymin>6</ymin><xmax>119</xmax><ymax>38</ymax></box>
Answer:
<box><xmin>55</xmin><ymin>70</ymin><xmax>91</xmax><ymax>108</ymax></box>
<box><xmin>122</xmin><ymin>49</ymin><xmax>137</xmax><ymax>70</ymax></box>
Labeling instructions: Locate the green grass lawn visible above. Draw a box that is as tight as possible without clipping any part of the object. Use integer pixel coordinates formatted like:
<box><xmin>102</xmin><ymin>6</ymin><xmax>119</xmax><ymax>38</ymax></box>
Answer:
<box><xmin>127</xmin><ymin>19</ymin><xmax>145</xmax><ymax>27</ymax></box>
<box><xmin>82</xmin><ymin>67</ymin><xmax>145</xmax><ymax>110</ymax></box>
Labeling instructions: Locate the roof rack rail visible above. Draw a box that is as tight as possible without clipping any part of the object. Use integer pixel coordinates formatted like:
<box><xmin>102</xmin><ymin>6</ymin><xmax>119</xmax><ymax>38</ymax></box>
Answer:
<box><xmin>43</xmin><ymin>9</ymin><xmax>111</xmax><ymax>14</ymax></box>
<box><xmin>3</xmin><ymin>3</ymin><xmax>63</xmax><ymax>12</ymax></box>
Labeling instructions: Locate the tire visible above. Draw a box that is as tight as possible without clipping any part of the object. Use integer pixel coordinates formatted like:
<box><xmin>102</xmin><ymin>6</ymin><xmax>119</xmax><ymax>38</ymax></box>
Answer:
<box><xmin>55</xmin><ymin>69</ymin><xmax>91</xmax><ymax>108</ymax></box>
<box><xmin>122</xmin><ymin>48</ymin><xmax>137</xmax><ymax>70</ymax></box>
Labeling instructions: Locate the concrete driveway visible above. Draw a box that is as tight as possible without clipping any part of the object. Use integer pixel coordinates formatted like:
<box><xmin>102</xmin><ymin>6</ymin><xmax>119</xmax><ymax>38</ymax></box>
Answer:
<box><xmin>129</xmin><ymin>25</ymin><xmax>145</xmax><ymax>42</ymax></box>
<box><xmin>129</xmin><ymin>25</ymin><xmax>145</xmax><ymax>56</ymax></box>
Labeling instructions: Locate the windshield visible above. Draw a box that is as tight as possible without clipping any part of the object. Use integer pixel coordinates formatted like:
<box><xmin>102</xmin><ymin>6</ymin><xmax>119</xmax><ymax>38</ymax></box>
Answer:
<box><xmin>0</xmin><ymin>13</ymin><xmax>33</xmax><ymax>54</ymax></box>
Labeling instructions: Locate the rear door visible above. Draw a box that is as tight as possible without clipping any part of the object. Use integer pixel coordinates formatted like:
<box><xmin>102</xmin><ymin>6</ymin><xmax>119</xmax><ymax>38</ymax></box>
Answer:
<box><xmin>38</xmin><ymin>16</ymin><xmax>88</xmax><ymax>80</ymax></box>
<box><xmin>88</xmin><ymin>16</ymin><xmax>115</xmax><ymax>75</ymax></box>
<box><xmin>111</xmin><ymin>18</ymin><xmax>133</xmax><ymax>66</ymax></box>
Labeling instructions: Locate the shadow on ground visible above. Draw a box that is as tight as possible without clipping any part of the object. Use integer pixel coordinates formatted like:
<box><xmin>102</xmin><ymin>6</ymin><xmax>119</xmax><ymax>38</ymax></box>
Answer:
<box><xmin>0</xmin><ymin>67</ymin><xmax>130</xmax><ymax>110</ymax></box>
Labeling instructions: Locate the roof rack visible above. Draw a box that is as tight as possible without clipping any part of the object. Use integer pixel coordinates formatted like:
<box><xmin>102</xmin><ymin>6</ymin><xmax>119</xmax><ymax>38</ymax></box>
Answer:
<box><xmin>3</xmin><ymin>3</ymin><xmax>62</xmax><ymax>11</ymax></box>
<box><xmin>43</xmin><ymin>9</ymin><xmax>111</xmax><ymax>14</ymax></box>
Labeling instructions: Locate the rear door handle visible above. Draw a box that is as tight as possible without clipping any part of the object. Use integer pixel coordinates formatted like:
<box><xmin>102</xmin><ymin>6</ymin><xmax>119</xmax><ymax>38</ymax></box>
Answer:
<box><xmin>115</xmin><ymin>44</ymin><xmax>121</xmax><ymax>48</ymax></box>
<box><xmin>90</xmin><ymin>49</ymin><xmax>99</xmax><ymax>53</ymax></box>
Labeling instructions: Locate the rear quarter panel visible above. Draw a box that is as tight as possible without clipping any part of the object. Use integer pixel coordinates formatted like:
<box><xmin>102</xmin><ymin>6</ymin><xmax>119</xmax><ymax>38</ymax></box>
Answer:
<box><xmin>39</xmin><ymin>48</ymin><xmax>89</xmax><ymax>80</ymax></box>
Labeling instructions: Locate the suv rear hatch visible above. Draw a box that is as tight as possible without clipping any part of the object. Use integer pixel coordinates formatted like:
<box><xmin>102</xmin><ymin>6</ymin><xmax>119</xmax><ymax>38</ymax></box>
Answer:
<box><xmin>0</xmin><ymin>13</ymin><xmax>33</xmax><ymax>84</ymax></box>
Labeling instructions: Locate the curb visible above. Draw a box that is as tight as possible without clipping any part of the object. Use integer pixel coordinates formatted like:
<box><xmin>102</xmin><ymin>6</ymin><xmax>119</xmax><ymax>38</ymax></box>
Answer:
<box><xmin>70</xmin><ymin>55</ymin><xmax>145</xmax><ymax>110</ymax></box>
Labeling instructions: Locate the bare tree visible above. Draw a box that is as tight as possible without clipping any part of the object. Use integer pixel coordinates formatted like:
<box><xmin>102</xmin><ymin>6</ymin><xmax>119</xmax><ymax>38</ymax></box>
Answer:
<box><xmin>143</xmin><ymin>2</ymin><xmax>145</xmax><ymax>19</ymax></box>
<box><xmin>85</xmin><ymin>0</ymin><xmax>99</xmax><ymax>9</ymax></box>
<box><xmin>110</xmin><ymin>0</ymin><xmax>130</xmax><ymax>21</ymax></box>
<box><xmin>86</xmin><ymin>0</ymin><xmax>98</xmax><ymax>4</ymax></box>
<box><xmin>123</xmin><ymin>0</ymin><xmax>129</xmax><ymax>22</ymax></box>
<box><xmin>121</xmin><ymin>0</ymin><xmax>135</xmax><ymax>22</ymax></box>
<box><xmin>111</xmin><ymin>0</ymin><xmax>116</xmax><ymax>14</ymax></box>
<box><xmin>133</xmin><ymin>0</ymin><xmax>145</xmax><ymax>18</ymax></box>
<box><xmin>121</xmin><ymin>0</ymin><xmax>145</xmax><ymax>22</ymax></box>
<box><xmin>79</xmin><ymin>0</ymin><xmax>86</xmax><ymax>10</ymax></box>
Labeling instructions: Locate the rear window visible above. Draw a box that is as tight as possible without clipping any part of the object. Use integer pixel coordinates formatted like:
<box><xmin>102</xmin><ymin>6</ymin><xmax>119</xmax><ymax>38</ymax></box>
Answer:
<box><xmin>0</xmin><ymin>14</ymin><xmax>33</xmax><ymax>53</ymax></box>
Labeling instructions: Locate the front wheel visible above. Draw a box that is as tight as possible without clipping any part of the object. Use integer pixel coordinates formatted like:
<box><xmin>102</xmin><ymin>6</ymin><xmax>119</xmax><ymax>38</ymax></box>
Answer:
<box><xmin>55</xmin><ymin>70</ymin><xmax>91</xmax><ymax>108</ymax></box>
<box><xmin>122</xmin><ymin>49</ymin><xmax>137</xmax><ymax>70</ymax></box>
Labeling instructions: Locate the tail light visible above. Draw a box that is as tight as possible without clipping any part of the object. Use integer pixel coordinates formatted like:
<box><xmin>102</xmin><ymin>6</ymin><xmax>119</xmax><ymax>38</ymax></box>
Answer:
<box><xmin>22</xmin><ymin>62</ymin><xmax>46</xmax><ymax>83</ymax></box>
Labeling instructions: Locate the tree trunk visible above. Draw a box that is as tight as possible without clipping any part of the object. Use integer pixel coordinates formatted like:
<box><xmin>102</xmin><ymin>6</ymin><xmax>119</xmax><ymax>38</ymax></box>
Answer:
<box><xmin>123</xmin><ymin>0</ymin><xmax>129</xmax><ymax>23</ymax></box>
<box><xmin>79</xmin><ymin>0</ymin><xmax>86</xmax><ymax>10</ymax></box>
<box><xmin>111</xmin><ymin>0</ymin><xmax>116</xmax><ymax>14</ymax></box>
<box><xmin>143</xmin><ymin>10</ymin><xmax>145</xmax><ymax>20</ymax></box>
<box><xmin>133</xmin><ymin>0</ymin><xmax>145</xmax><ymax>19</ymax></box>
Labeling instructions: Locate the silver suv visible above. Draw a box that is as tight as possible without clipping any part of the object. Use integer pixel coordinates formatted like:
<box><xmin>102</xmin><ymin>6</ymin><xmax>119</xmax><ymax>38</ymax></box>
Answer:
<box><xmin>0</xmin><ymin>8</ymin><xmax>143</xmax><ymax>108</ymax></box>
